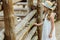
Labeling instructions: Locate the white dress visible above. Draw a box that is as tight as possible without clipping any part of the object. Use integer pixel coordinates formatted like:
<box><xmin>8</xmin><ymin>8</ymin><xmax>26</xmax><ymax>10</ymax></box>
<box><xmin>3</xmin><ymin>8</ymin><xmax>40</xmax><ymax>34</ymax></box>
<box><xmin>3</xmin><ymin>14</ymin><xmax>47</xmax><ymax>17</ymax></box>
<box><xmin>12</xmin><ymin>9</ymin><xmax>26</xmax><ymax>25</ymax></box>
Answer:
<box><xmin>42</xmin><ymin>14</ymin><xmax>56</xmax><ymax>40</ymax></box>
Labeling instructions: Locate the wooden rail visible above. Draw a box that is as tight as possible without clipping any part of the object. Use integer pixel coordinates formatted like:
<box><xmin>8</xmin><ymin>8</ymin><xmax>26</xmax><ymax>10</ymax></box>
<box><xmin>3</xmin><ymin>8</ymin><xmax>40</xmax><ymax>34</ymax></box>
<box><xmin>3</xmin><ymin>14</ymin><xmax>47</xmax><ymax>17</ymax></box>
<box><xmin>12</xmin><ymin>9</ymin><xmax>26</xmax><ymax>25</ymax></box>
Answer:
<box><xmin>14</xmin><ymin>10</ymin><xmax>37</xmax><ymax>34</ymax></box>
<box><xmin>0</xmin><ymin>11</ymin><xmax>27</xmax><ymax>17</ymax></box>
<box><xmin>0</xmin><ymin>10</ymin><xmax>37</xmax><ymax>40</ymax></box>
<box><xmin>0</xmin><ymin>0</ymin><xmax>42</xmax><ymax>40</ymax></box>
<box><xmin>12</xmin><ymin>0</ymin><xmax>22</xmax><ymax>4</ymax></box>
<box><xmin>16</xmin><ymin>18</ymin><xmax>36</xmax><ymax>40</ymax></box>
<box><xmin>24</xmin><ymin>27</ymin><xmax>37</xmax><ymax>40</ymax></box>
<box><xmin>15</xmin><ymin>2</ymin><xmax>27</xmax><ymax>5</ymax></box>
<box><xmin>14</xmin><ymin>7</ymin><xmax>28</xmax><ymax>11</ymax></box>
<box><xmin>31</xmin><ymin>35</ymin><xmax>38</xmax><ymax>40</ymax></box>
<box><xmin>0</xmin><ymin>28</ymin><xmax>5</xmax><ymax>40</ymax></box>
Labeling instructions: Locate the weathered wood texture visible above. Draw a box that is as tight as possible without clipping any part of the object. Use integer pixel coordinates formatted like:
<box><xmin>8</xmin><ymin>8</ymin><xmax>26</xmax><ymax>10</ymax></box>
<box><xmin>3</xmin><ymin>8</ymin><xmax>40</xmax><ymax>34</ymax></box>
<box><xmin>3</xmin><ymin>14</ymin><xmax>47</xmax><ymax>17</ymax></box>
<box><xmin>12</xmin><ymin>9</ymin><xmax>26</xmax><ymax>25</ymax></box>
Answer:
<box><xmin>14</xmin><ymin>7</ymin><xmax>28</xmax><ymax>11</ymax></box>
<box><xmin>37</xmin><ymin>0</ymin><xmax>42</xmax><ymax>40</ymax></box>
<box><xmin>0</xmin><ymin>28</ymin><xmax>4</xmax><ymax>40</ymax></box>
<box><xmin>24</xmin><ymin>27</ymin><xmax>37</xmax><ymax>40</ymax></box>
<box><xmin>16</xmin><ymin>18</ymin><xmax>36</xmax><ymax>40</ymax></box>
<box><xmin>27</xmin><ymin>0</ymin><xmax>33</xmax><ymax>8</ymax></box>
<box><xmin>14</xmin><ymin>10</ymin><xmax>37</xmax><ymax>34</ymax></box>
<box><xmin>15</xmin><ymin>2</ymin><xmax>27</xmax><ymax>5</ymax></box>
<box><xmin>27</xmin><ymin>0</ymin><xmax>33</xmax><ymax>11</ymax></box>
<box><xmin>2</xmin><ymin>0</ymin><xmax>16</xmax><ymax>40</ymax></box>
<box><xmin>12</xmin><ymin>0</ymin><xmax>22</xmax><ymax>4</ymax></box>
<box><xmin>31</xmin><ymin>35</ymin><xmax>38</xmax><ymax>40</ymax></box>
<box><xmin>56</xmin><ymin>0</ymin><xmax>60</xmax><ymax>20</ymax></box>
<box><xmin>0</xmin><ymin>11</ymin><xmax>27</xmax><ymax>17</ymax></box>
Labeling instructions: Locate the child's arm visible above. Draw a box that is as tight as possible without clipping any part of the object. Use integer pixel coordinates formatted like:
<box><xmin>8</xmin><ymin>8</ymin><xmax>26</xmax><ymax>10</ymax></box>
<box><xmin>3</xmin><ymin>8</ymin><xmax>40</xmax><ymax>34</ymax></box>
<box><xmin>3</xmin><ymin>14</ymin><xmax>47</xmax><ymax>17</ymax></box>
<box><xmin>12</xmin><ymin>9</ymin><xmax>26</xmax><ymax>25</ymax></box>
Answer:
<box><xmin>34</xmin><ymin>22</ymin><xmax>43</xmax><ymax>26</ymax></box>
<box><xmin>50</xmin><ymin>14</ymin><xmax>55</xmax><ymax>34</ymax></box>
<box><xmin>49</xmin><ymin>14</ymin><xmax>55</xmax><ymax>38</ymax></box>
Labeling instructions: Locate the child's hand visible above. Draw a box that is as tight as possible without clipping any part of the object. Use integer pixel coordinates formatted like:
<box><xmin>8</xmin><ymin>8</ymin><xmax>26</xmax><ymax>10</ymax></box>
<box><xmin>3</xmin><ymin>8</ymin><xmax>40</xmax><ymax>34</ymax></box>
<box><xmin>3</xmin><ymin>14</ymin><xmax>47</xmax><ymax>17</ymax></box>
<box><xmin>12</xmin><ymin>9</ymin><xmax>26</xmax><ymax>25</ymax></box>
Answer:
<box><xmin>33</xmin><ymin>23</ymin><xmax>37</xmax><ymax>26</ymax></box>
<box><xmin>33</xmin><ymin>23</ymin><xmax>40</xmax><ymax>26</ymax></box>
<box><xmin>49</xmin><ymin>33</ymin><xmax>52</xmax><ymax>38</ymax></box>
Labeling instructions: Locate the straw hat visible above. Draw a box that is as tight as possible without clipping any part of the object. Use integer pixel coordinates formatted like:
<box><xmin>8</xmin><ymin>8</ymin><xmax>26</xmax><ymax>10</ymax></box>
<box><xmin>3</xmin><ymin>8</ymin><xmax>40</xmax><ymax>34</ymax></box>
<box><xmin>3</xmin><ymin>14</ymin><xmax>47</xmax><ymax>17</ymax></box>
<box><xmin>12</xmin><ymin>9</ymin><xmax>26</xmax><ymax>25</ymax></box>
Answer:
<box><xmin>42</xmin><ymin>1</ymin><xmax>57</xmax><ymax>10</ymax></box>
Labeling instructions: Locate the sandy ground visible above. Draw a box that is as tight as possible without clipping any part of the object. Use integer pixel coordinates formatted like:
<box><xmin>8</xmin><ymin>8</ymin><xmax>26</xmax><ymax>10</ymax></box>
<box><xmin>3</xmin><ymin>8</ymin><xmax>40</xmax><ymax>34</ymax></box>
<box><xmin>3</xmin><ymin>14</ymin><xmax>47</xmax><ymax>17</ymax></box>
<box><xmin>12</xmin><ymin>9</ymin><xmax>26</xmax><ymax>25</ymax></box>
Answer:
<box><xmin>55</xmin><ymin>21</ymin><xmax>60</xmax><ymax>40</ymax></box>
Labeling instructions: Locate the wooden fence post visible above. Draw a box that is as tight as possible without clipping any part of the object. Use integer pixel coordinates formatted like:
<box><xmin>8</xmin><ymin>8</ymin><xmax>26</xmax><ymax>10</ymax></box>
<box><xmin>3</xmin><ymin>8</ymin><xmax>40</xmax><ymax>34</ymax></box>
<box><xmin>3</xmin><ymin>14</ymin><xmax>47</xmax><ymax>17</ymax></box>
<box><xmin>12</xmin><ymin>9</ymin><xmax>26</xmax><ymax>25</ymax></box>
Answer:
<box><xmin>56</xmin><ymin>0</ymin><xmax>60</xmax><ymax>20</ymax></box>
<box><xmin>37</xmin><ymin>0</ymin><xmax>42</xmax><ymax>40</ymax></box>
<box><xmin>27</xmin><ymin>0</ymin><xmax>33</xmax><ymax>11</ymax></box>
<box><xmin>2</xmin><ymin>0</ymin><xmax>16</xmax><ymax>40</ymax></box>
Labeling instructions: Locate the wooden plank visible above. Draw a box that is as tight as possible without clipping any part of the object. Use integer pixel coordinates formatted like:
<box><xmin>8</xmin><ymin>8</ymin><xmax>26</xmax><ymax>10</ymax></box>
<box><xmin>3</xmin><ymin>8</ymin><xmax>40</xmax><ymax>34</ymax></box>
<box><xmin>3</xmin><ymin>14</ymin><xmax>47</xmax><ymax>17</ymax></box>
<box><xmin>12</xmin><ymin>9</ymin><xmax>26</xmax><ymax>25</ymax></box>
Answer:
<box><xmin>15</xmin><ymin>2</ymin><xmax>27</xmax><ymax>5</ymax></box>
<box><xmin>13</xmin><ymin>5</ymin><xmax>28</xmax><ymax>11</ymax></box>
<box><xmin>0</xmin><ymin>28</ymin><xmax>4</xmax><ymax>33</ymax></box>
<box><xmin>31</xmin><ymin>36</ymin><xmax>38</xmax><ymax>40</ymax></box>
<box><xmin>12</xmin><ymin>0</ymin><xmax>22</xmax><ymax>4</ymax></box>
<box><xmin>14</xmin><ymin>13</ymin><xmax>27</xmax><ymax>16</ymax></box>
<box><xmin>2</xmin><ymin>0</ymin><xmax>16</xmax><ymax>40</ymax></box>
<box><xmin>0</xmin><ymin>11</ymin><xmax>3</xmax><ymax>17</ymax></box>
<box><xmin>24</xmin><ymin>27</ymin><xmax>37</xmax><ymax>40</ymax></box>
<box><xmin>16</xmin><ymin>27</ymin><xmax>28</xmax><ymax>40</ymax></box>
<box><xmin>0</xmin><ymin>17</ymin><xmax>4</xmax><ymax>20</ymax></box>
<box><xmin>0</xmin><ymin>13</ymin><xmax>27</xmax><ymax>21</ymax></box>
<box><xmin>14</xmin><ymin>7</ymin><xmax>28</xmax><ymax>11</ymax></box>
<box><xmin>0</xmin><ymin>11</ymin><xmax>27</xmax><ymax>17</ymax></box>
<box><xmin>16</xmin><ymin>18</ymin><xmax>36</xmax><ymax>40</ymax></box>
<box><xmin>0</xmin><ymin>28</ymin><xmax>5</xmax><ymax>40</ymax></box>
<box><xmin>14</xmin><ymin>10</ymin><xmax>37</xmax><ymax>34</ymax></box>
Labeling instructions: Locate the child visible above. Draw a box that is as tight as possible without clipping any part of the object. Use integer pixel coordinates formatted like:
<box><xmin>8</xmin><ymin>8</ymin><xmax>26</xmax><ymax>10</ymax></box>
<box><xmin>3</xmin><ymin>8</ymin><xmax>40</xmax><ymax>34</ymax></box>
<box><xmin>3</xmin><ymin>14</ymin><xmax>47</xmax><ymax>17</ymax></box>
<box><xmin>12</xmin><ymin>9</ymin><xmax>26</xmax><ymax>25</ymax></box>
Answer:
<box><xmin>34</xmin><ymin>1</ymin><xmax>56</xmax><ymax>40</ymax></box>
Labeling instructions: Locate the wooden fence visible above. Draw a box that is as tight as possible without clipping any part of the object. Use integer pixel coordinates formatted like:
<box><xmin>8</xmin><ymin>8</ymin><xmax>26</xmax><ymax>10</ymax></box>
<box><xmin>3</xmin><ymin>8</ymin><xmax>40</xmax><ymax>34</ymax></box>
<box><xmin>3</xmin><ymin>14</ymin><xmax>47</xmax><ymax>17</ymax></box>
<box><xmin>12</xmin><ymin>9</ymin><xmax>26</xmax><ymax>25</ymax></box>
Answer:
<box><xmin>0</xmin><ymin>0</ymin><xmax>59</xmax><ymax>40</ymax></box>
<box><xmin>0</xmin><ymin>0</ymin><xmax>38</xmax><ymax>40</ymax></box>
<box><xmin>0</xmin><ymin>10</ymin><xmax>37</xmax><ymax>40</ymax></box>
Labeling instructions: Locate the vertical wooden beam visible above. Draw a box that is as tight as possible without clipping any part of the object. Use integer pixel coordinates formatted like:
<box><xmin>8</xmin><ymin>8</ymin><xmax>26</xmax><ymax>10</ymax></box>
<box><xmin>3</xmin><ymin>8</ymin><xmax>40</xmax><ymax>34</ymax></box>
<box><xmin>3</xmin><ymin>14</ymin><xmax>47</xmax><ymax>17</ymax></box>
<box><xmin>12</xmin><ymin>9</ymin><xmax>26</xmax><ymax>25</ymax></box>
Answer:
<box><xmin>37</xmin><ymin>0</ymin><xmax>42</xmax><ymax>40</ymax></box>
<box><xmin>56</xmin><ymin>0</ymin><xmax>60</xmax><ymax>20</ymax></box>
<box><xmin>27</xmin><ymin>0</ymin><xmax>33</xmax><ymax>11</ymax></box>
<box><xmin>2</xmin><ymin>0</ymin><xmax>16</xmax><ymax>40</ymax></box>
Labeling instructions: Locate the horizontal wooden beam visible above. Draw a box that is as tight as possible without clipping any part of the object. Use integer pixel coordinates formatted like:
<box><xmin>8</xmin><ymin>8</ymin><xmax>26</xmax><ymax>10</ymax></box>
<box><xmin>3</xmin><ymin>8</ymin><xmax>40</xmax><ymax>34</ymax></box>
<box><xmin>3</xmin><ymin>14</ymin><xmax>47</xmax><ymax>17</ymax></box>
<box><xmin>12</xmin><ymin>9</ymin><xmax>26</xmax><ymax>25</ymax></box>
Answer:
<box><xmin>0</xmin><ymin>17</ymin><xmax>4</xmax><ymax>20</ymax></box>
<box><xmin>0</xmin><ymin>11</ymin><xmax>28</xmax><ymax>17</ymax></box>
<box><xmin>24</xmin><ymin>27</ymin><xmax>37</xmax><ymax>40</ymax></box>
<box><xmin>13</xmin><ymin>5</ymin><xmax>28</xmax><ymax>11</ymax></box>
<box><xmin>14</xmin><ymin>8</ymin><xmax>28</xmax><ymax>11</ymax></box>
<box><xmin>15</xmin><ymin>2</ymin><xmax>27</xmax><ymax>5</ymax></box>
<box><xmin>12</xmin><ymin>0</ymin><xmax>22</xmax><ymax>4</ymax></box>
<box><xmin>14</xmin><ymin>10</ymin><xmax>37</xmax><ymax>34</ymax></box>
<box><xmin>16</xmin><ymin>18</ymin><xmax>36</xmax><ymax>40</ymax></box>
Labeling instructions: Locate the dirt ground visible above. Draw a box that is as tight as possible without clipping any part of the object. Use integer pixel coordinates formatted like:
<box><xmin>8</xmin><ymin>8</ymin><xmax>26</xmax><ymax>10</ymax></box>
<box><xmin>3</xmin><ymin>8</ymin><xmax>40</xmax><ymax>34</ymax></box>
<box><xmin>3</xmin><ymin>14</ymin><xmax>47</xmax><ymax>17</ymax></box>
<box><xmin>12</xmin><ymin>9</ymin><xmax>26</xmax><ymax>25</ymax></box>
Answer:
<box><xmin>55</xmin><ymin>21</ymin><xmax>60</xmax><ymax>40</ymax></box>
